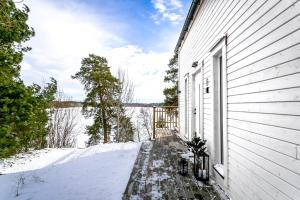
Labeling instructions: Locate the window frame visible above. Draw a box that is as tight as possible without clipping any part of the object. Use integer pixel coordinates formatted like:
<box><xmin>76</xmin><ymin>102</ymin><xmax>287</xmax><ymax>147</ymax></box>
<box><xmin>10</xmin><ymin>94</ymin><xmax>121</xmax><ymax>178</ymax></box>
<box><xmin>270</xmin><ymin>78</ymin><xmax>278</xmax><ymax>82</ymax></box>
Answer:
<box><xmin>211</xmin><ymin>36</ymin><xmax>228</xmax><ymax>187</ymax></box>
<box><xmin>184</xmin><ymin>74</ymin><xmax>189</xmax><ymax>140</ymax></box>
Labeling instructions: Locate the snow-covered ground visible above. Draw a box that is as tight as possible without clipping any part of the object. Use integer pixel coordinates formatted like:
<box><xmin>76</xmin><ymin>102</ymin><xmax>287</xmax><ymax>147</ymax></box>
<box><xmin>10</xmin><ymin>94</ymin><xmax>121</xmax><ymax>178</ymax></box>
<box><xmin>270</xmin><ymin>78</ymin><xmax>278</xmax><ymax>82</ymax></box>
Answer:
<box><xmin>0</xmin><ymin>142</ymin><xmax>141</xmax><ymax>200</ymax></box>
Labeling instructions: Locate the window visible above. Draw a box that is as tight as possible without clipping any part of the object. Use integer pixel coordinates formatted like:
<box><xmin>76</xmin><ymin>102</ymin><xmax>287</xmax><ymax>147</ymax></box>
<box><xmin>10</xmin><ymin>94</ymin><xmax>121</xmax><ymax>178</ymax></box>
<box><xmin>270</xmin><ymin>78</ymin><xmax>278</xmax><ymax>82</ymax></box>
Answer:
<box><xmin>213</xmin><ymin>51</ymin><xmax>224</xmax><ymax>165</ymax></box>
<box><xmin>218</xmin><ymin>54</ymin><xmax>224</xmax><ymax>165</ymax></box>
<box><xmin>184</xmin><ymin>76</ymin><xmax>189</xmax><ymax>139</ymax></box>
<box><xmin>211</xmin><ymin>38</ymin><xmax>227</xmax><ymax>178</ymax></box>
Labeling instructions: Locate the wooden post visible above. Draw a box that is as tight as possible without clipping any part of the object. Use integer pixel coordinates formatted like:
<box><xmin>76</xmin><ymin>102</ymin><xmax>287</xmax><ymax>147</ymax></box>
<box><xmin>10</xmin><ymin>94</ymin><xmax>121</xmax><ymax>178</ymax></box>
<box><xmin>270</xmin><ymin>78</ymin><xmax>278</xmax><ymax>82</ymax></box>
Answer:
<box><xmin>153</xmin><ymin>107</ymin><xmax>156</xmax><ymax>139</ymax></box>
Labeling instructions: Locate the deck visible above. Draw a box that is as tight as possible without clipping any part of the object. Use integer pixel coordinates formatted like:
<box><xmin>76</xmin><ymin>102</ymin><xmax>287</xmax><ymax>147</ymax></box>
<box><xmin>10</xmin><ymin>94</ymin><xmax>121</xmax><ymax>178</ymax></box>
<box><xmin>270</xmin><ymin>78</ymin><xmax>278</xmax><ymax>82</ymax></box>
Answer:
<box><xmin>122</xmin><ymin>129</ymin><xmax>224</xmax><ymax>200</ymax></box>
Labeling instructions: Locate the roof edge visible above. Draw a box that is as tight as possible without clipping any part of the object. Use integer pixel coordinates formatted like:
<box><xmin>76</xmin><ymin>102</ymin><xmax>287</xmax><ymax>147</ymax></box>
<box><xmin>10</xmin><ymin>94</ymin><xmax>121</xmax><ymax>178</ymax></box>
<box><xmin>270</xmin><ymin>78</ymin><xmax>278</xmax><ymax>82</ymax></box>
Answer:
<box><xmin>174</xmin><ymin>0</ymin><xmax>201</xmax><ymax>54</ymax></box>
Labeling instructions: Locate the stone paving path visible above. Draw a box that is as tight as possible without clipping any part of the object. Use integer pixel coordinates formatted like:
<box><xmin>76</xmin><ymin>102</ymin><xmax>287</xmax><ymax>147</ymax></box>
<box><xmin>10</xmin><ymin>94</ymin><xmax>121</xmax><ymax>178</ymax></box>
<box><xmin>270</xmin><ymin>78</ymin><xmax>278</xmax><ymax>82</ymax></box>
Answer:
<box><xmin>123</xmin><ymin>129</ymin><xmax>225</xmax><ymax>200</ymax></box>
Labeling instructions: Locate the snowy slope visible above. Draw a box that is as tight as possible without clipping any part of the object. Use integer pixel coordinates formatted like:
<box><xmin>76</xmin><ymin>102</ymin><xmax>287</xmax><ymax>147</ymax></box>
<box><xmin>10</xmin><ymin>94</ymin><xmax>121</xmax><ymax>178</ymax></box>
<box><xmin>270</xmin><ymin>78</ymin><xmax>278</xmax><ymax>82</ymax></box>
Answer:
<box><xmin>0</xmin><ymin>142</ymin><xmax>141</xmax><ymax>200</ymax></box>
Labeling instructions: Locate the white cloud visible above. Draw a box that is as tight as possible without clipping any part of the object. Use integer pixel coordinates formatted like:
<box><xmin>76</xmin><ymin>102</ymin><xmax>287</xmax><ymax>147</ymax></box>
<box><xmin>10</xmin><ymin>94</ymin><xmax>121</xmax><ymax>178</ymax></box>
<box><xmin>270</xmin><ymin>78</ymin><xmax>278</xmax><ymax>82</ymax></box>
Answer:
<box><xmin>103</xmin><ymin>45</ymin><xmax>171</xmax><ymax>102</ymax></box>
<box><xmin>151</xmin><ymin>0</ymin><xmax>185</xmax><ymax>24</ymax></box>
<box><xmin>20</xmin><ymin>0</ymin><xmax>172</xmax><ymax>103</ymax></box>
<box><xmin>170</xmin><ymin>0</ymin><xmax>183</xmax><ymax>8</ymax></box>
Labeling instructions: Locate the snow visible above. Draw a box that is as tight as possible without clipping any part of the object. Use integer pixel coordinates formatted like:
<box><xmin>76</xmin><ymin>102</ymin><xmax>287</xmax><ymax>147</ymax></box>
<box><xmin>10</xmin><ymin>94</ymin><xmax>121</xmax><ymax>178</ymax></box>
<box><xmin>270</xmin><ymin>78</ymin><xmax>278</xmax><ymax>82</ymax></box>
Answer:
<box><xmin>0</xmin><ymin>148</ymin><xmax>75</xmax><ymax>174</ymax></box>
<box><xmin>214</xmin><ymin>164</ymin><xmax>224</xmax><ymax>177</ymax></box>
<box><xmin>0</xmin><ymin>142</ymin><xmax>141</xmax><ymax>200</ymax></box>
<box><xmin>210</xmin><ymin>180</ymin><xmax>230</xmax><ymax>200</ymax></box>
<box><xmin>152</xmin><ymin>160</ymin><xmax>164</xmax><ymax>168</ymax></box>
<box><xmin>53</xmin><ymin>106</ymin><xmax>152</xmax><ymax>148</ymax></box>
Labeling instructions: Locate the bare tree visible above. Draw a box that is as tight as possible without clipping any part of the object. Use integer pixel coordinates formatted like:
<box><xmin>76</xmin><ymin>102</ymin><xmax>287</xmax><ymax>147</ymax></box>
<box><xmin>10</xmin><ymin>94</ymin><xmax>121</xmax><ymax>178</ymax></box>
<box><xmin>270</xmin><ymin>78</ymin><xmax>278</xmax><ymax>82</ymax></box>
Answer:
<box><xmin>135</xmin><ymin>121</ymin><xmax>141</xmax><ymax>142</ymax></box>
<box><xmin>117</xmin><ymin>68</ymin><xmax>134</xmax><ymax>105</ymax></box>
<box><xmin>48</xmin><ymin>90</ymin><xmax>79</xmax><ymax>148</ymax></box>
<box><xmin>138</xmin><ymin>108</ymin><xmax>152</xmax><ymax>140</ymax></box>
<box><xmin>115</xmin><ymin>69</ymin><xmax>135</xmax><ymax>142</ymax></box>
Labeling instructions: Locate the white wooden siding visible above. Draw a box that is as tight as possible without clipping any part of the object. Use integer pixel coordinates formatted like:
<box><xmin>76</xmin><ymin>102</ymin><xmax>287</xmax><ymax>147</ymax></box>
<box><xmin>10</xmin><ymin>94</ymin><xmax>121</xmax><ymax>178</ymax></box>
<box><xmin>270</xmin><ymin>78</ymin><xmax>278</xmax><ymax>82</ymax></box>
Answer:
<box><xmin>178</xmin><ymin>0</ymin><xmax>300</xmax><ymax>199</ymax></box>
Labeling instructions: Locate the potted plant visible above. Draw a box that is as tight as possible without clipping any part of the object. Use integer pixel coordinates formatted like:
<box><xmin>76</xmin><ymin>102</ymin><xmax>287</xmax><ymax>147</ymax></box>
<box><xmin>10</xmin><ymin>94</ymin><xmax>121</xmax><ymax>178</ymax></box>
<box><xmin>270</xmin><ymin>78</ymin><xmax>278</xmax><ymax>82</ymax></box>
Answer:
<box><xmin>186</xmin><ymin>137</ymin><xmax>208</xmax><ymax>181</ymax></box>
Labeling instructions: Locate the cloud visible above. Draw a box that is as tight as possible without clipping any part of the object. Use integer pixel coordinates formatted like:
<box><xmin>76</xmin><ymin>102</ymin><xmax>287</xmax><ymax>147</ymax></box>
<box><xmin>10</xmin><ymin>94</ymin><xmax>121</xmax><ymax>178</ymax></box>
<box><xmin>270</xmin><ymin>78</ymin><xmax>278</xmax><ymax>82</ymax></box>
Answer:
<box><xmin>20</xmin><ymin>0</ymin><xmax>173</xmax><ymax>103</ymax></box>
<box><xmin>102</xmin><ymin>45</ymin><xmax>171</xmax><ymax>102</ymax></box>
<box><xmin>151</xmin><ymin>0</ymin><xmax>185</xmax><ymax>24</ymax></box>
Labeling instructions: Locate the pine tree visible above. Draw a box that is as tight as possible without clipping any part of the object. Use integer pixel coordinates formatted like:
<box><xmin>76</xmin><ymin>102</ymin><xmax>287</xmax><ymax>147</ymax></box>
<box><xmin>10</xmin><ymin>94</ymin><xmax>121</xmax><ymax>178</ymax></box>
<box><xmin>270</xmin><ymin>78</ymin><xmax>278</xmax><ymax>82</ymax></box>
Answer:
<box><xmin>72</xmin><ymin>54</ymin><xmax>119</xmax><ymax>144</ymax></box>
<box><xmin>163</xmin><ymin>54</ymin><xmax>178</xmax><ymax>106</ymax></box>
<box><xmin>0</xmin><ymin>1</ymin><xmax>57</xmax><ymax>158</ymax></box>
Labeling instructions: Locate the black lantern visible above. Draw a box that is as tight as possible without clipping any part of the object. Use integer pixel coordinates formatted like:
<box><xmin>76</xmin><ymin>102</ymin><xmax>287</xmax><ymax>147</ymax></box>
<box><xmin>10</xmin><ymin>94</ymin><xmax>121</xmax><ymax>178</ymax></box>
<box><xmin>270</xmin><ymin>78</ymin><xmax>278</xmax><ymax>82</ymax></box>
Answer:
<box><xmin>178</xmin><ymin>157</ymin><xmax>188</xmax><ymax>176</ymax></box>
<box><xmin>186</xmin><ymin>137</ymin><xmax>209</xmax><ymax>182</ymax></box>
<box><xmin>196</xmin><ymin>152</ymin><xmax>209</xmax><ymax>182</ymax></box>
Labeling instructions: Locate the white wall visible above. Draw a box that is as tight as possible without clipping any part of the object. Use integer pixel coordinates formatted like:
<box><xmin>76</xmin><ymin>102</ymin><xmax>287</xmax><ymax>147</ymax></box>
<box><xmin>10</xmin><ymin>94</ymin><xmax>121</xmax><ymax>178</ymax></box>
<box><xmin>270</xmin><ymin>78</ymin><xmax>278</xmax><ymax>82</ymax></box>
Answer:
<box><xmin>178</xmin><ymin>0</ymin><xmax>300</xmax><ymax>199</ymax></box>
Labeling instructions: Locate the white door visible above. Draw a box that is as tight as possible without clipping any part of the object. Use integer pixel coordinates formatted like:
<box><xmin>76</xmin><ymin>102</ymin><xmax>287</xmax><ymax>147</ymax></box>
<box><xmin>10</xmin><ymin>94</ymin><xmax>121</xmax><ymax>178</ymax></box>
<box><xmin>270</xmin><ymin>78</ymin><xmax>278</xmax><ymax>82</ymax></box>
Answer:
<box><xmin>193</xmin><ymin>70</ymin><xmax>203</xmax><ymax>138</ymax></box>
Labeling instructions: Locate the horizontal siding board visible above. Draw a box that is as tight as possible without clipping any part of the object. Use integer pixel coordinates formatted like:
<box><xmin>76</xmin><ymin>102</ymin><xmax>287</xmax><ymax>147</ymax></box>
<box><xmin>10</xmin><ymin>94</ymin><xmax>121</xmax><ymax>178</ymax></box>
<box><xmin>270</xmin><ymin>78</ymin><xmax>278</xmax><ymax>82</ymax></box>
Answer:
<box><xmin>178</xmin><ymin>0</ymin><xmax>300</xmax><ymax>198</ymax></box>
<box><xmin>228</xmin><ymin>0</ymin><xmax>281</xmax><ymax>48</ymax></box>
<box><xmin>228</xmin><ymin>27</ymin><xmax>300</xmax><ymax>69</ymax></box>
<box><xmin>228</xmin><ymin>58</ymin><xmax>300</xmax><ymax>88</ymax></box>
<box><xmin>228</xmin><ymin>72</ymin><xmax>300</xmax><ymax>96</ymax></box>
<box><xmin>229</xmin><ymin>134</ymin><xmax>300</xmax><ymax>175</ymax></box>
<box><xmin>180</xmin><ymin>0</ymin><xmax>222</xmax><ymax>69</ymax></box>
<box><xmin>229</xmin><ymin>155</ymin><xmax>291</xmax><ymax>200</ymax></box>
<box><xmin>229</xmin><ymin>144</ymin><xmax>300</xmax><ymax>200</ymax></box>
<box><xmin>184</xmin><ymin>0</ymin><xmax>217</xmax><ymax>52</ymax></box>
<box><xmin>229</xmin><ymin>159</ymin><xmax>275</xmax><ymax>200</ymax></box>
<box><xmin>228</xmin><ymin>87</ymin><xmax>300</xmax><ymax>103</ymax></box>
<box><xmin>228</xmin><ymin>178</ymin><xmax>255</xmax><ymax>200</ymax></box>
<box><xmin>229</xmin><ymin>143</ymin><xmax>300</xmax><ymax>199</ymax></box>
<box><xmin>226</xmin><ymin>0</ymin><xmax>269</xmax><ymax>38</ymax></box>
<box><xmin>228</xmin><ymin>44</ymin><xmax>300</xmax><ymax>81</ymax></box>
<box><xmin>183</xmin><ymin>0</ymin><xmax>228</xmax><ymax>59</ymax></box>
<box><xmin>191</xmin><ymin>0</ymin><xmax>236</xmax><ymax>59</ymax></box>
<box><xmin>227</xmin><ymin>0</ymin><xmax>300</xmax><ymax>57</ymax></box>
<box><xmin>228</xmin><ymin>111</ymin><xmax>300</xmax><ymax>130</ymax></box>
<box><xmin>228</xmin><ymin>118</ymin><xmax>300</xmax><ymax>145</ymax></box>
<box><xmin>183</xmin><ymin>0</ymin><xmax>249</xmax><ymax>64</ymax></box>
<box><xmin>228</xmin><ymin>30</ymin><xmax>300</xmax><ymax>73</ymax></box>
<box><xmin>228</xmin><ymin>126</ymin><xmax>297</xmax><ymax>158</ymax></box>
<box><xmin>228</xmin><ymin>187</ymin><xmax>245</xmax><ymax>200</ymax></box>
<box><xmin>228</xmin><ymin>102</ymin><xmax>300</xmax><ymax>116</ymax></box>
<box><xmin>190</xmin><ymin>0</ymin><xmax>227</xmax><ymax>51</ymax></box>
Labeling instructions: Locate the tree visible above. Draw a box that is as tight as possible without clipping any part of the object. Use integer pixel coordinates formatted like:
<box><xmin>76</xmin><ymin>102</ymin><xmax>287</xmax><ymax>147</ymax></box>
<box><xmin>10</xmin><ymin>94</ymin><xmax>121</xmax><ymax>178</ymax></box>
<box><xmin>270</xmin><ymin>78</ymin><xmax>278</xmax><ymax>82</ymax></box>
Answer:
<box><xmin>114</xmin><ymin>69</ymin><xmax>135</xmax><ymax>142</ymax></box>
<box><xmin>163</xmin><ymin>54</ymin><xmax>178</xmax><ymax>106</ymax></box>
<box><xmin>114</xmin><ymin>114</ymin><xmax>135</xmax><ymax>142</ymax></box>
<box><xmin>72</xmin><ymin>54</ymin><xmax>119</xmax><ymax>144</ymax></box>
<box><xmin>137</xmin><ymin>108</ymin><xmax>152</xmax><ymax>140</ymax></box>
<box><xmin>48</xmin><ymin>90</ymin><xmax>79</xmax><ymax>148</ymax></box>
<box><xmin>27</xmin><ymin>79</ymin><xmax>57</xmax><ymax>149</ymax></box>
<box><xmin>0</xmin><ymin>78</ymin><xmax>57</xmax><ymax>157</ymax></box>
<box><xmin>0</xmin><ymin>0</ymin><xmax>57</xmax><ymax>158</ymax></box>
<box><xmin>0</xmin><ymin>0</ymin><xmax>35</xmax><ymax>82</ymax></box>
<box><xmin>116</xmin><ymin>69</ymin><xmax>134</xmax><ymax>105</ymax></box>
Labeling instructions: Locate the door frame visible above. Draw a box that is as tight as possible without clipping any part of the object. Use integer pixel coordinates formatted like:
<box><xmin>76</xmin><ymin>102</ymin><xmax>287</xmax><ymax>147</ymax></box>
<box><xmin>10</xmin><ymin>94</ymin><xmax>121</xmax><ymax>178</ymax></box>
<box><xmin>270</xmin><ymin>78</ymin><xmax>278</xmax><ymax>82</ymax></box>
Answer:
<box><xmin>192</xmin><ymin>67</ymin><xmax>204</xmax><ymax>139</ymax></box>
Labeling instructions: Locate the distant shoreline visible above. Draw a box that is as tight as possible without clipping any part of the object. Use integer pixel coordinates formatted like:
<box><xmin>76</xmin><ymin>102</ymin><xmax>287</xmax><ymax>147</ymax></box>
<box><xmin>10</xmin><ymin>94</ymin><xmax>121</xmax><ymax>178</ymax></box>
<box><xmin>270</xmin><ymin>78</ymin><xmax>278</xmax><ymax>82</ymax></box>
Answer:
<box><xmin>51</xmin><ymin>101</ymin><xmax>163</xmax><ymax>108</ymax></box>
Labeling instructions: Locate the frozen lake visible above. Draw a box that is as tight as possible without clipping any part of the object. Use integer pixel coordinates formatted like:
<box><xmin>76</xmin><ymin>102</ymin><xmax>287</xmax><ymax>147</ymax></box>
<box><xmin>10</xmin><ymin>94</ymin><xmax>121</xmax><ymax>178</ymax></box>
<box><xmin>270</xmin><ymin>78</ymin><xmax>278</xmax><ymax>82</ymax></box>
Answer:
<box><xmin>53</xmin><ymin>106</ymin><xmax>153</xmax><ymax>148</ymax></box>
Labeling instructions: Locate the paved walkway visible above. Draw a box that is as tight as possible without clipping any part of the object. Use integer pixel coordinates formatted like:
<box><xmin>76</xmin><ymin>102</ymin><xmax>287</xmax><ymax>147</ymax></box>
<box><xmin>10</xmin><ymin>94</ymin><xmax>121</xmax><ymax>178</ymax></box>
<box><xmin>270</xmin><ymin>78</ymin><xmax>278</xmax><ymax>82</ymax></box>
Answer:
<box><xmin>123</xmin><ymin>129</ymin><xmax>224</xmax><ymax>200</ymax></box>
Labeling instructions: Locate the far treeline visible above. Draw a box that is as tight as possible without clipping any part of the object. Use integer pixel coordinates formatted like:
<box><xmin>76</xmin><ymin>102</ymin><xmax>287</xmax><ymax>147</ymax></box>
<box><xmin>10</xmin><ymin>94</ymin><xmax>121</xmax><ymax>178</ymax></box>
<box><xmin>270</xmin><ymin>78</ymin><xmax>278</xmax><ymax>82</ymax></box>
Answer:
<box><xmin>0</xmin><ymin>1</ymin><xmax>135</xmax><ymax>158</ymax></box>
<box><xmin>51</xmin><ymin>101</ymin><xmax>162</xmax><ymax>108</ymax></box>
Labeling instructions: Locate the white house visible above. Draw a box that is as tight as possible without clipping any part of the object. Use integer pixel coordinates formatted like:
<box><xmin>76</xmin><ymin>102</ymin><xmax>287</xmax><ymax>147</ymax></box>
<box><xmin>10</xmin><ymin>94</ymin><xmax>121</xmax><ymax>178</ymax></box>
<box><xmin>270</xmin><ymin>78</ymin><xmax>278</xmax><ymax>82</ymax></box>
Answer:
<box><xmin>176</xmin><ymin>0</ymin><xmax>300</xmax><ymax>199</ymax></box>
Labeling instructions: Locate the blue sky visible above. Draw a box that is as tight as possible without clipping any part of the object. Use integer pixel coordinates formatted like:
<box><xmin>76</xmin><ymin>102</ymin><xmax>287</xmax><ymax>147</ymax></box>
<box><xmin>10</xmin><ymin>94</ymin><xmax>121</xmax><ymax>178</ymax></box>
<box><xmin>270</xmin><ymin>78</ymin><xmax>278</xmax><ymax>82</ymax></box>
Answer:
<box><xmin>20</xmin><ymin>0</ymin><xmax>191</xmax><ymax>103</ymax></box>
